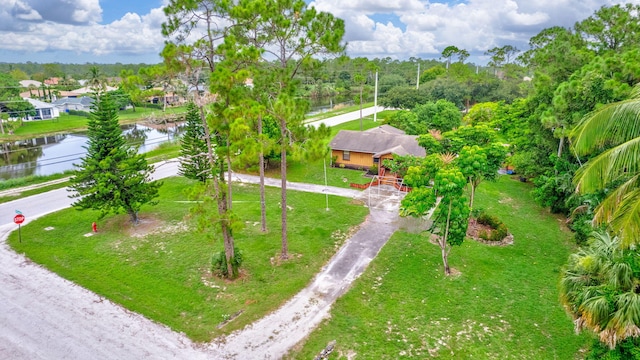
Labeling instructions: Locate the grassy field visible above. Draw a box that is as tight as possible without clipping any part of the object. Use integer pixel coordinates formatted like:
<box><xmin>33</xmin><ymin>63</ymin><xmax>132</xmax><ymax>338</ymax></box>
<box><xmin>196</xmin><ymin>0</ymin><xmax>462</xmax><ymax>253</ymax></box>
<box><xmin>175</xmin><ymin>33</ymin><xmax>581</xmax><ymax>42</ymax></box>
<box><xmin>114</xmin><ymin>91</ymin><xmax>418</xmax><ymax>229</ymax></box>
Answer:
<box><xmin>8</xmin><ymin>177</ymin><xmax>369</xmax><ymax>342</ymax></box>
<box><xmin>288</xmin><ymin>176</ymin><xmax>591</xmax><ymax>359</ymax></box>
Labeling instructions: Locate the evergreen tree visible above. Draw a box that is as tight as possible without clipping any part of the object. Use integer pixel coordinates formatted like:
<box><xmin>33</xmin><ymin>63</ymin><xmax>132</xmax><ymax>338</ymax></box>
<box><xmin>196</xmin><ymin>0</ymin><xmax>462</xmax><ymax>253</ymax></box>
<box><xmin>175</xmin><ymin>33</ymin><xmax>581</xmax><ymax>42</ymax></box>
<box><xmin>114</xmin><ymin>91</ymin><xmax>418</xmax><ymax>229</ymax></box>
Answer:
<box><xmin>179</xmin><ymin>101</ymin><xmax>212</xmax><ymax>183</ymax></box>
<box><xmin>68</xmin><ymin>93</ymin><xmax>161</xmax><ymax>224</ymax></box>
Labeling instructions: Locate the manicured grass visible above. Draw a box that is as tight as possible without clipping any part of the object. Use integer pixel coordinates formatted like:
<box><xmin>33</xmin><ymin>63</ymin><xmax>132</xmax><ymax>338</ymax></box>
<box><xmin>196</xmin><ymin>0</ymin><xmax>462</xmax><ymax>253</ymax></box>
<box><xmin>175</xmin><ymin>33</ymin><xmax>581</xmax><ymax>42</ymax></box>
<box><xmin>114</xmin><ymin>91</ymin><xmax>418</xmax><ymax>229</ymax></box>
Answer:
<box><xmin>8</xmin><ymin>177</ymin><xmax>369</xmax><ymax>342</ymax></box>
<box><xmin>329</xmin><ymin>117</ymin><xmax>383</xmax><ymax>136</ymax></box>
<box><xmin>10</xmin><ymin>114</ymin><xmax>90</xmax><ymax>138</ymax></box>
<box><xmin>0</xmin><ymin>171</ymin><xmax>71</xmax><ymax>191</ymax></box>
<box><xmin>144</xmin><ymin>140</ymin><xmax>181</xmax><ymax>163</ymax></box>
<box><xmin>278</xmin><ymin>159</ymin><xmax>372</xmax><ymax>187</ymax></box>
<box><xmin>288</xmin><ymin>176</ymin><xmax>590</xmax><ymax>359</ymax></box>
<box><xmin>0</xmin><ymin>182</ymin><xmax>70</xmax><ymax>204</ymax></box>
<box><xmin>118</xmin><ymin>105</ymin><xmax>186</xmax><ymax>121</ymax></box>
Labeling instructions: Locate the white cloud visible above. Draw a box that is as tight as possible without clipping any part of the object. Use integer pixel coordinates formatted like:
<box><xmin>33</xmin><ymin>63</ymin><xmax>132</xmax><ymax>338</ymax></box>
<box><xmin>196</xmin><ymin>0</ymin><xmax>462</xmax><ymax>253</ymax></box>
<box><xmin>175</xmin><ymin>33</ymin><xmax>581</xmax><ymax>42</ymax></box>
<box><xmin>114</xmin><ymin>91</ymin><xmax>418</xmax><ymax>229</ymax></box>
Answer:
<box><xmin>311</xmin><ymin>0</ymin><xmax>640</xmax><ymax>63</ymax></box>
<box><xmin>25</xmin><ymin>0</ymin><xmax>102</xmax><ymax>25</ymax></box>
<box><xmin>1</xmin><ymin>0</ymin><xmax>640</xmax><ymax>64</ymax></box>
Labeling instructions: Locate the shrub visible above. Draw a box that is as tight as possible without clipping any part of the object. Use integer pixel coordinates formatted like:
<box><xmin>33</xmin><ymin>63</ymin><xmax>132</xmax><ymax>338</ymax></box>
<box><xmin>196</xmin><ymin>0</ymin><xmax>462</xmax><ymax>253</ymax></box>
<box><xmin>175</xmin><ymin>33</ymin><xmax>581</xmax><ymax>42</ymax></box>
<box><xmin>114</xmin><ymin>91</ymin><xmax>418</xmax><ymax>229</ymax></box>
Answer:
<box><xmin>476</xmin><ymin>211</ymin><xmax>509</xmax><ymax>242</ymax></box>
<box><xmin>368</xmin><ymin>164</ymin><xmax>378</xmax><ymax>175</ymax></box>
<box><xmin>68</xmin><ymin>110</ymin><xmax>90</xmax><ymax>117</ymax></box>
<box><xmin>211</xmin><ymin>247</ymin><xmax>243</xmax><ymax>278</ymax></box>
<box><xmin>490</xmin><ymin>224</ymin><xmax>509</xmax><ymax>242</ymax></box>
<box><xmin>477</xmin><ymin>212</ymin><xmax>501</xmax><ymax>228</ymax></box>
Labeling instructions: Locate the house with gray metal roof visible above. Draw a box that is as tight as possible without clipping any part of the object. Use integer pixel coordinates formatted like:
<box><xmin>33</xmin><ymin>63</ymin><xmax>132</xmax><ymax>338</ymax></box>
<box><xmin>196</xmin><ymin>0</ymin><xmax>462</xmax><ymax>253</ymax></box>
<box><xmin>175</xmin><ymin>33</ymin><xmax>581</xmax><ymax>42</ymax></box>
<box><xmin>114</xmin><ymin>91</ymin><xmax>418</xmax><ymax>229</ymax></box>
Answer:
<box><xmin>23</xmin><ymin>98</ymin><xmax>60</xmax><ymax>120</ymax></box>
<box><xmin>52</xmin><ymin>96</ymin><xmax>94</xmax><ymax>112</ymax></box>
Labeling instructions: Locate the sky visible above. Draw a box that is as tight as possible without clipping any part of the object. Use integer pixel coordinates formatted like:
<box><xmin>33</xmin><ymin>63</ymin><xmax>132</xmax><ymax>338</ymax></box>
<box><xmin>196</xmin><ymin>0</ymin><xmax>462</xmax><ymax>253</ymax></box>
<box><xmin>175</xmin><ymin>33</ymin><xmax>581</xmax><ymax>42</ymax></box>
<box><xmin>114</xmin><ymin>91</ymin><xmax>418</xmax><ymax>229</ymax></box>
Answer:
<box><xmin>0</xmin><ymin>0</ymin><xmax>638</xmax><ymax>65</ymax></box>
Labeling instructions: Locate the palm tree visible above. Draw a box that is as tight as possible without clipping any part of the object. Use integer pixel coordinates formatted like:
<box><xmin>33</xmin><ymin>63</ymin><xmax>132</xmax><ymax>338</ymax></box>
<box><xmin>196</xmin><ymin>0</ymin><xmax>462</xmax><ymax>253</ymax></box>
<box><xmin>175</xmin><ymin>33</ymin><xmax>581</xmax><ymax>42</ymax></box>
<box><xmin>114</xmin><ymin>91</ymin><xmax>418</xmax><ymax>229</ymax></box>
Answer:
<box><xmin>560</xmin><ymin>231</ymin><xmax>640</xmax><ymax>349</ymax></box>
<box><xmin>571</xmin><ymin>84</ymin><xmax>640</xmax><ymax>247</ymax></box>
<box><xmin>87</xmin><ymin>66</ymin><xmax>106</xmax><ymax>94</ymax></box>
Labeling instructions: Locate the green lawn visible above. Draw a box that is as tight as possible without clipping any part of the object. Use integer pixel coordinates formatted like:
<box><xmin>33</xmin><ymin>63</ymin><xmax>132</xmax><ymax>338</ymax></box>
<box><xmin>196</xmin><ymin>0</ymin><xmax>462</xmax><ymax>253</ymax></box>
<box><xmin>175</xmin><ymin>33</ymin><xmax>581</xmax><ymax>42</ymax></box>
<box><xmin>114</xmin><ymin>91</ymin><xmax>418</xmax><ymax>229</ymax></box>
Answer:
<box><xmin>288</xmin><ymin>176</ymin><xmax>591</xmax><ymax>359</ymax></box>
<box><xmin>8</xmin><ymin>177</ymin><xmax>369</xmax><ymax>342</ymax></box>
<box><xmin>328</xmin><ymin>116</ymin><xmax>384</xmax><ymax>136</ymax></box>
<box><xmin>10</xmin><ymin>113</ymin><xmax>90</xmax><ymax>137</ymax></box>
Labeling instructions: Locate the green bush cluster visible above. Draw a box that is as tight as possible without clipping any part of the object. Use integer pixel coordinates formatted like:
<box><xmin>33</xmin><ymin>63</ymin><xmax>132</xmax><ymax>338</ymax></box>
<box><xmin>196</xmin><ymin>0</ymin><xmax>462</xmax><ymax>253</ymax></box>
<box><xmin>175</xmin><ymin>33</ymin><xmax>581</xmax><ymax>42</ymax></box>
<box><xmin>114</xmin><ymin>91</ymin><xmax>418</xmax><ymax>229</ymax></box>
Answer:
<box><xmin>477</xmin><ymin>211</ymin><xmax>509</xmax><ymax>242</ymax></box>
<box><xmin>67</xmin><ymin>110</ymin><xmax>90</xmax><ymax>117</ymax></box>
<box><xmin>211</xmin><ymin>247</ymin><xmax>243</xmax><ymax>278</ymax></box>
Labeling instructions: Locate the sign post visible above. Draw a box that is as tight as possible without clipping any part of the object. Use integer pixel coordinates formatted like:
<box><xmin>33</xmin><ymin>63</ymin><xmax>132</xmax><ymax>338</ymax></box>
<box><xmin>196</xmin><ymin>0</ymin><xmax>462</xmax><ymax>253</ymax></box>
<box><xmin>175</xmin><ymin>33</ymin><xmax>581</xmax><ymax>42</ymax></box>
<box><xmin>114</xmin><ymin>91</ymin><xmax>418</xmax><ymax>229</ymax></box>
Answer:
<box><xmin>14</xmin><ymin>213</ymin><xmax>25</xmax><ymax>243</ymax></box>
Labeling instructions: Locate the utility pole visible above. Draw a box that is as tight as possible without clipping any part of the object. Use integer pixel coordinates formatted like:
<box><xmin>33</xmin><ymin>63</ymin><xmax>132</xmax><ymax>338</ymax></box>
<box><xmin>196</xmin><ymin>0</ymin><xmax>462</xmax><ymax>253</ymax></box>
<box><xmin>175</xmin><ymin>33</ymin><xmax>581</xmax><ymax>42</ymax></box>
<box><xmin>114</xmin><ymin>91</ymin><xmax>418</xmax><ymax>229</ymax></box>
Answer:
<box><xmin>0</xmin><ymin>107</ymin><xmax>5</xmax><ymax>135</ymax></box>
<box><xmin>373</xmin><ymin>71</ymin><xmax>378</xmax><ymax>122</ymax></box>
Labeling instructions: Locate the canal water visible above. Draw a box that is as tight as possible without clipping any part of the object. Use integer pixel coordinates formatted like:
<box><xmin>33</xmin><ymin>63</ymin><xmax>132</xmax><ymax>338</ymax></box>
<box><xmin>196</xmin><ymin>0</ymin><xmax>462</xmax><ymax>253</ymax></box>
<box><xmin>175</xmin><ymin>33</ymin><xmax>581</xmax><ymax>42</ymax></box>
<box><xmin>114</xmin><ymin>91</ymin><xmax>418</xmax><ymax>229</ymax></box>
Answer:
<box><xmin>0</xmin><ymin>124</ymin><xmax>182</xmax><ymax>180</ymax></box>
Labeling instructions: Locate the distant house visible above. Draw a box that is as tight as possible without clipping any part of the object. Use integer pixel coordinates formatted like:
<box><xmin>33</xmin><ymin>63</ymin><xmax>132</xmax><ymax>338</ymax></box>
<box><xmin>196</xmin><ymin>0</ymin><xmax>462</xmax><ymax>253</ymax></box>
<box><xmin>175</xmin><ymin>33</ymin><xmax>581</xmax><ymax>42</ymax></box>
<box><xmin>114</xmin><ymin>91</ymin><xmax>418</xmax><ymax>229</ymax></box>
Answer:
<box><xmin>329</xmin><ymin>125</ymin><xmax>426</xmax><ymax>174</ymax></box>
<box><xmin>44</xmin><ymin>77</ymin><xmax>61</xmax><ymax>86</ymax></box>
<box><xmin>23</xmin><ymin>98</ymin><xmax>60</xmax><ymax>120</ymax></box>
<box><xmin>52</xmin><ymin>96</ymin><xmax>94</xmax><ymax>112</ymax></box>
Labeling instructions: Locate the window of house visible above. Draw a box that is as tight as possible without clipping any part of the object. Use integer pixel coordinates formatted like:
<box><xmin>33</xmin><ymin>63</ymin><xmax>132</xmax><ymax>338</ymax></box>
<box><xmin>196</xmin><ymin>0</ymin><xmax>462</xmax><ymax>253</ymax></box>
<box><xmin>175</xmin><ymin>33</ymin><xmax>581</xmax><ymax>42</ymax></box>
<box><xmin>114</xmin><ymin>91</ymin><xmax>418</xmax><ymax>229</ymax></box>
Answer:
<box><xmin>373</xmin><ymin>157</ymin><xmax>379</xmax><ymax>164</ymax></box>
<box><xmin>41</xmin><ymin>108</ymin><xmax>52</xmax><ymax>119</ymax></box>
<box><xmin>343</xmin><ymin>151</ymin><xmax>350</xmax><ymax>161</ymax></box>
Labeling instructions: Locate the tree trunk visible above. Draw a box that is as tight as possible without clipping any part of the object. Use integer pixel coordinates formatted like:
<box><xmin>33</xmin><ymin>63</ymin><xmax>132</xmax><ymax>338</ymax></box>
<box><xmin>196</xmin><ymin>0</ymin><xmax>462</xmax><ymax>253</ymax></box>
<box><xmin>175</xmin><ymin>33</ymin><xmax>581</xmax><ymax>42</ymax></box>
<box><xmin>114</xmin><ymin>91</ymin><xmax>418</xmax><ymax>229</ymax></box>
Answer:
<box><xmin>218</xmin><ymin>187</ymin><xmax>235</xmax><ymax>278</ymax></box>
<box><xmin>557</xmin><ymin>135</ymin><xmax>565</xmax><ymax>158</ymax></box>
<box><xmin>469</xmin><ymin>180</ymin><xmax>476</xmax><ymax>210</ymax></box>
<box><xmin>226</xmin><ymin>137</ymin><xmax>232</xmax><ymax>210</ymax></box>
<box><xmin>441</xmin><ymin>200</ymin><xmax>453</xmax><ymax>276</ymax></box>
<box><xmin>128</xmin><ymin>209</ymin><xmax>139</xmax><ymax>225</ymax></box>
<box><xmin>359</xmin><ymin>86</ymin><xmax>363</xmax><ymax>131</ymax></box>
<box><xmin>441</xmin><ymin>240</ymin><xmax>451</xmax><ymax>276</ymax></box>
<box><xmin>280</xmin><ymin>121</ymin><xmax>288</xmax><ymax>260</ymax></box>
<box><xmin>258</xmin><ymin>115</ymin><xmax>267</xmax><ymax>232</ymax></box>
<box><xmin>199</xmin><ymin>104</ymin><xmax>236</xmax><ymax>278</ymax></box>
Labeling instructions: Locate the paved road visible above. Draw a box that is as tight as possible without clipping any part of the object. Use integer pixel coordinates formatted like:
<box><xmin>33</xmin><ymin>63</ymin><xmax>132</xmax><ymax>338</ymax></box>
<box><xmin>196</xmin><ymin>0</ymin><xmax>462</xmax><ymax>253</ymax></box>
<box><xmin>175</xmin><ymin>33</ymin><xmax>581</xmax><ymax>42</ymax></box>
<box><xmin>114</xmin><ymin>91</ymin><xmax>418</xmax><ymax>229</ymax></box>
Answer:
<box><xmin>306</xmin><ymin>106</ymin><xmax>384</xmax><ymax>128</ymax></box>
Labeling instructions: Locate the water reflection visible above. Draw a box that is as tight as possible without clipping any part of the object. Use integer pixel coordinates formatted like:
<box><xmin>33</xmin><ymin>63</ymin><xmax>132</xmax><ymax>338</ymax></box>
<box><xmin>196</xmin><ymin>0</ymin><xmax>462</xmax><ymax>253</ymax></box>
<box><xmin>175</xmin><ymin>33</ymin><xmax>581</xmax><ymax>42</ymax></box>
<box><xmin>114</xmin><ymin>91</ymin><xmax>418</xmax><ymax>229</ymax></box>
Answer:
<box><xmin>0</xmin><ymin>124</ymin><xmax>182</xmax><ymax>180</ymax></box>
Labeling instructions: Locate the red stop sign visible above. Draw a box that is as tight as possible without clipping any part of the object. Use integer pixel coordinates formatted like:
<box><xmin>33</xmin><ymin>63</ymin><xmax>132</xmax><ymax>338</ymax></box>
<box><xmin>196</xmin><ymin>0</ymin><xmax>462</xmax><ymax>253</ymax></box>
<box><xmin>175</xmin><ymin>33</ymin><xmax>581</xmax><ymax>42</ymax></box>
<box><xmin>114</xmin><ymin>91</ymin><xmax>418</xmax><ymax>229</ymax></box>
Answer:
<box><xmin>14</xmin><ymin>214</ymin><xmax>25</xmax><ymax>224</ymax></box>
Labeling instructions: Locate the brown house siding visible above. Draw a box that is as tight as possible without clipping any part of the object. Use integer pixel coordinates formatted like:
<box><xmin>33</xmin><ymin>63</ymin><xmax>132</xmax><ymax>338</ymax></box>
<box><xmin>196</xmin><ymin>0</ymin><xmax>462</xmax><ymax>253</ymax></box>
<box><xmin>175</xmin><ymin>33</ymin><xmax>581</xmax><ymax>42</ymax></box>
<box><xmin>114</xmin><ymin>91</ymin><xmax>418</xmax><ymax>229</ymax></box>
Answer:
<box><xmin>332</xmin><ymin>149</ymin><xmax>374</xmax><ymax>169</ymax></box>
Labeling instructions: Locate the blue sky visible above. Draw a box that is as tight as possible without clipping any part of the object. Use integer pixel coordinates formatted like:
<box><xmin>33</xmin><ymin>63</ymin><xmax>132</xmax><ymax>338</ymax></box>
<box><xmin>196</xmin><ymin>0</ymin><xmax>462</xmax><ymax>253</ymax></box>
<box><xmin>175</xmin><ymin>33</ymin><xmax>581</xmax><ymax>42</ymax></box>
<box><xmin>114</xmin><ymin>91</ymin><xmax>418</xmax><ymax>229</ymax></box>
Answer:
<box><xmin>0</xmin><ymin>0</ymin><xmax>638</xmax><ymax>65</ymax></box>
<box><xmin>99</xmin><ymin>0</ymin><xmax>164</xmax><ymax>24</ymax></box>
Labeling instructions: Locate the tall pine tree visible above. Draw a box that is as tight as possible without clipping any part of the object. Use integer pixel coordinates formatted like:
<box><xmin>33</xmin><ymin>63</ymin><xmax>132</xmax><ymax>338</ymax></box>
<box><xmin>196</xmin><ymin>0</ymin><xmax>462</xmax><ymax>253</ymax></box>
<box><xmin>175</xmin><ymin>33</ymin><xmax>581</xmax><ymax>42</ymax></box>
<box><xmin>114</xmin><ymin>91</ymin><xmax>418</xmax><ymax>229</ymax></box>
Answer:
<box><xmin>68</xmin><ymin>93</ymin><xmax>161</xmax><ymax>224</ymax></box>
<box><xmin>179</xmin><ymin>101</ymin><xmax>212</xmax><ymax>183</ymax></box>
